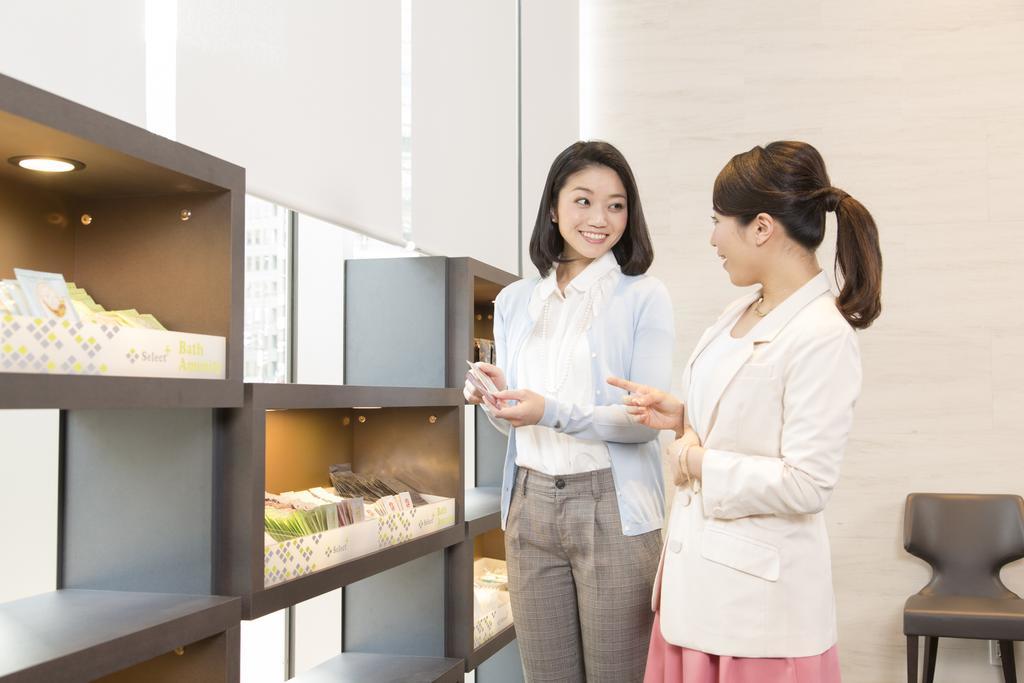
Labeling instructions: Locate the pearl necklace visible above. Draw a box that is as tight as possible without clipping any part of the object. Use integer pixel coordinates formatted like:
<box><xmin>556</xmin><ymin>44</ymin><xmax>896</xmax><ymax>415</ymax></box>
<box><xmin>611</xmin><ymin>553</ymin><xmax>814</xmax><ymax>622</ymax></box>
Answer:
<box><xmin>539</xmin><ymin>288</ymin><xmax>595</xmax><ymax>395</ymax></box>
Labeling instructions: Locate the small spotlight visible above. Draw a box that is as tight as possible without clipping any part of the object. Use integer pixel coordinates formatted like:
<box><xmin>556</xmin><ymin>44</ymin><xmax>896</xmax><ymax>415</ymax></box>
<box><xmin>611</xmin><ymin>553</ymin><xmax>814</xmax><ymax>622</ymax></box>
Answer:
<box><xmin>8</xmin><ymin>156</ymin><xmax>86</xmax><ymax>173</ymax></box>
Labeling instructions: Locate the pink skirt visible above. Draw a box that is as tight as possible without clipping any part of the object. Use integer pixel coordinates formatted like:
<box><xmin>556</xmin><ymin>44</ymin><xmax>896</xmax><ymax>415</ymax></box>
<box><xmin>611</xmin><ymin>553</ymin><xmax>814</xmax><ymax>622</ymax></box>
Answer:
<box><xmin>644</xmin><ymin>613</ymin><xmax>842</xmax><ymax>683</ymax></box>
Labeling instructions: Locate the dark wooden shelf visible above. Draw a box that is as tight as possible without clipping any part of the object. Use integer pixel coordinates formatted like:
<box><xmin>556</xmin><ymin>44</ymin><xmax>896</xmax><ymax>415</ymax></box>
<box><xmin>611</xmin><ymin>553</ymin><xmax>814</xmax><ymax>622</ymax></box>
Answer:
<box><xmin>0</xmin><ymin>74</ymin><xmax>241</xmax><ymax>197</ymax></box>
<box><xmin>0</xmin><ymin>72</ymin><xmax>244</xmax><ymax>410</ymax></box>
<box><xmin>467</xmin><ymin>623</ymin><xmax>517</xmax><ymax>671</ymax></box>
<box><xmin>0</xmin><ymin>589</ymin><xmax>240</xmax><ymax>683</ymax></box>
<box><xmin>292</xmin><ymin>652</ymin><xmax>464</xmax><ymax>683</ymax></box>
<box><xmin>248</xmin><ymin>524</ymin><xmax>465</xmax><ymax>620</ymax></box>
<box><xmin>466</xmin><ymin>486</ymin><xmax>501</xmax><ymax>537</ymax></box>
<box><xmin>0</xmin><ymin>372</ymin><xmax>240</xmax><ymax>409</ymax></box>
<box><xmin>447</xmin><ymin>257</ymin><xmax>519</xmax><ymax>389</ymax></box>
<box><xmin>247</xmin><ymin>383</ymin><xmax>463</xmax><ymax>410</ymax></box>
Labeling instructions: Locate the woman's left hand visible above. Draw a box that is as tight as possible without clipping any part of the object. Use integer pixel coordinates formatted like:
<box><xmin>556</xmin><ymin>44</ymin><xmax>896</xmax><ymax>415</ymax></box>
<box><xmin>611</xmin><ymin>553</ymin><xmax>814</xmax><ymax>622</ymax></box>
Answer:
<box><xmin>667</xmin><ymin>430</ymin><xmax>704</xmax><ymax>487</ymax></box>
<box><xmin>491</xmin><ymin>389</ymin><xmax>546</xmax><ymax>427</ymax></box>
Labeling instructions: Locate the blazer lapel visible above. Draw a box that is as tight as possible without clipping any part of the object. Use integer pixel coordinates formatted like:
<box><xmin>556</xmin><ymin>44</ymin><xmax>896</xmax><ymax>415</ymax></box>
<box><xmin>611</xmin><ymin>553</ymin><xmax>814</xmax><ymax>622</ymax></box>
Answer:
<box><xmin>747</xmin><ymin>271</ymin><xmax>832</xmax><ymax>345</ymax></box>
<box><xmin>681</xmin><ymin>291</ymin><xmax>760</xmax><ymax>427</ymax></box>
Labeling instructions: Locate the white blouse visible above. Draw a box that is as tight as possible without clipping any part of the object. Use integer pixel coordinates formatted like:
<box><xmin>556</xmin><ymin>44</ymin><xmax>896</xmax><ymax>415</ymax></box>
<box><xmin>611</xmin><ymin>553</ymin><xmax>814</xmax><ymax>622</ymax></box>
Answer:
<box><xmin>513</xmin><ymin>252</ymin><xmax>619</xmax><ymax>475</ymax></box>
<box><xmin>687</xmin><ymin>325</ymin><xmax>748</xmax><ymax>441</ymax></box>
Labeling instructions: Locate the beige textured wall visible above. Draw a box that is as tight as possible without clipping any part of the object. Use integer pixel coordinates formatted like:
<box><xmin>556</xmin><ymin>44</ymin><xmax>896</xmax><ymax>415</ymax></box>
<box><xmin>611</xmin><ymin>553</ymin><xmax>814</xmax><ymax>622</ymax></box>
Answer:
<box><xmin>580</xmin><ymin>1</ymin><xmax>1024</xmax><ymax>680</ymax></box>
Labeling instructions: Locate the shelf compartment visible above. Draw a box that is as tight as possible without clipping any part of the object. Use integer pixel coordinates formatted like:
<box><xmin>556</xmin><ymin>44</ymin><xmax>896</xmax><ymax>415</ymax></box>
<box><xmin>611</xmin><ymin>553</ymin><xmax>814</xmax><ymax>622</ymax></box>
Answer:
<box><xmin>291</xmin><ymin>652</ymin><xmax>464</xmax><ymax>683</ymax></box>
<box><xmin>465</xmin><ymin>485</ymin><xmax>502</xmax><ymax>538</ymax></box>
<box><xmin>0</xmin><ymin>72</ymin><xmax>243</xmax><ymax>408</ymax></box>
<box><xmin>215</xmin><ymin>383</ymin><xmax>466</xmax><ymax>619</ymax></box>
<box><xmin>448</xmin><ymin>257</ymin><xmax>518</xmax><ymax>388</ymax></box>
<box><xmin>0</xmin><ymin>589</ymin><xmax>240</xmax><ymax>683</ymax></box>
<box><xmin>447</xmin><ymin>525</ymin><xmax>516</xmax><ymax>672</ymax></box>
<box><xmin>467</xmin><ymin>623</ymin><xmax>517</xmax><ymax>672</ymax></box>
<box><xmin>344</xmin><ymin>256</ymin><xmax>518</xmax><ymax>389</ymax></box>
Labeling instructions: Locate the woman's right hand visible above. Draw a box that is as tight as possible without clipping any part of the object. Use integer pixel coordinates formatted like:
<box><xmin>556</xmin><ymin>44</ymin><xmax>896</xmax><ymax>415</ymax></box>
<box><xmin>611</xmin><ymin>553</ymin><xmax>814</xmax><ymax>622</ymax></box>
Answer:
<box><xmin>606</xmin><ymin>376</ymin><xmax>684</xmax><ymax>434</ymax></box>
<box><xmin>463</xmin><ymin>362</ymin><xmax>508</xmax><ymax>408</ymax></box>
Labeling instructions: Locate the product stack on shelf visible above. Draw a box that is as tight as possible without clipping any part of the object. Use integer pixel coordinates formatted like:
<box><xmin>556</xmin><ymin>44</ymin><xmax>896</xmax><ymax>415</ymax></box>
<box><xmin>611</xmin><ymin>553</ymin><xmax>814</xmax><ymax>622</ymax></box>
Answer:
<box><xmin>328</xmin><ymin>464</ymin><xmax>429</xmax><ymax>507</ymax></box>
<box><xmin>263</xmin><ymin>488</ymin><xmax>366</xmax><ymax>543</ymax></box>
<box><xmin>0</xmin><ymin>267</ymin><xmax>225</xmax><ymax>379</ymax></box>
<box><xmin>473</xmin><ymin>557</ymin><xmax>512</xmax><ymax>647</ymax></box>
<box><xmin>262</xmin><ymin>462</ymin><xmax>455</xmax><ymax>588</ymax></box>
<box><xmin>1</xmin><ymin>268</ymin><xmax>166</xmax><ymax>329</ymax></box>
<box><xmin>473</xmin><ymin>338</ymin><xmax>495</xmax><ymax>364</ymax></box>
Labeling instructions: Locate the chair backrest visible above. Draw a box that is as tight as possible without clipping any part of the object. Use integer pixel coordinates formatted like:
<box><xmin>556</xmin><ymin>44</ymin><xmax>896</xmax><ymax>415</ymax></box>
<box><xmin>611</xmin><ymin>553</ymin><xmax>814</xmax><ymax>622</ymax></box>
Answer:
<box><xmin>903</xmin><ymin>493</ymin><xmax>1024</xmax><ymax>598</ymax></box>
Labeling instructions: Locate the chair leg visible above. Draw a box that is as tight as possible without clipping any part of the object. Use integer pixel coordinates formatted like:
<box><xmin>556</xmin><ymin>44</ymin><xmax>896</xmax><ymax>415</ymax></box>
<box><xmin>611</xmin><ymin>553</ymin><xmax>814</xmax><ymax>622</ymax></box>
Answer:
<box><xmin>907</xmin><ymin>635</ymin><xmax>919</xmax><ymax>683</ymax></box>
<box><xmin>998</xmin><ymin>641</ymin><xmax>1016</xmax><ymax>683</ymax></box>
<box><xmin>923</xmin><ymin>636</ymin><xmax>939</xmax><ymax>683</ymax></box>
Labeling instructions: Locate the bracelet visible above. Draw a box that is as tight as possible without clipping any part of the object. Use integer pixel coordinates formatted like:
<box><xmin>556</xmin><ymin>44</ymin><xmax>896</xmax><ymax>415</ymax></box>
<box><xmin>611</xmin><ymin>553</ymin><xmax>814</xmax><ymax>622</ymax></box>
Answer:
<box><xmin>680</xmin><ymin>443</ymin><xmax>693</xmax><ymax>488</ymax></box>
<box><xmin>672</xmin><ymin>441</ymin><xmax>692</xmax><ymax>488</ymax></box>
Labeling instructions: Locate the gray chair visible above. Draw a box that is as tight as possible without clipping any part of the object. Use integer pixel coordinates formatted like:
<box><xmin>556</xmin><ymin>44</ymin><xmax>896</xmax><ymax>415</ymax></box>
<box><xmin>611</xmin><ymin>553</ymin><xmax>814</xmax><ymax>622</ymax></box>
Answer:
<box><xmin>903</xmin><ymin>493</ymin><xmax>1024</xmax><ymax>683</ymax></box>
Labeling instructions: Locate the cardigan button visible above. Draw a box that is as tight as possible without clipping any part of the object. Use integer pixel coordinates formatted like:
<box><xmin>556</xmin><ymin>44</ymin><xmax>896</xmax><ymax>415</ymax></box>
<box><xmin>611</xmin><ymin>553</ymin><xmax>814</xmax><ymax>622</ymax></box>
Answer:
<box><xmin>678</xmin><ymin>492</ymin><xmax>692</xmax><ymax>507</ymax></box>
<box><xmin>669</xmin><ymin>540</ymin><xmax>683</xmax><ymax>554</ymax></box>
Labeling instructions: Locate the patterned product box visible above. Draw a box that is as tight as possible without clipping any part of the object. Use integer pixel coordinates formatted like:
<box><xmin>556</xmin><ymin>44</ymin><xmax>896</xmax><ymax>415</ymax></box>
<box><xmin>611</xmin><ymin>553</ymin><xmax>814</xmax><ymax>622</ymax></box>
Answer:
<box><xmin>0</xmin><ymin>314</ymin><xmax>225</xmax><ymax>379</ymax></box>
<box><xmin>474</xmin><ymin>599</ymin><xmax>513</xmax><ymax>648</ymax></box>
<box><xmin>264</xmin><ymin>495</ymin><xmax>456</xmax><ymax>588</ymax></box>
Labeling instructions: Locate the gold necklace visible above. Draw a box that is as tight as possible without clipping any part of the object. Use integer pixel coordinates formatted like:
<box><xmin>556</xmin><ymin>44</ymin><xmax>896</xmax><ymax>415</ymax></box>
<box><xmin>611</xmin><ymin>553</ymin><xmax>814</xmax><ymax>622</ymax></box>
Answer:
<box><xmin>753</xmin><ymin>296</ymin><xmax>770</xmax><ymax>317</ymax></box>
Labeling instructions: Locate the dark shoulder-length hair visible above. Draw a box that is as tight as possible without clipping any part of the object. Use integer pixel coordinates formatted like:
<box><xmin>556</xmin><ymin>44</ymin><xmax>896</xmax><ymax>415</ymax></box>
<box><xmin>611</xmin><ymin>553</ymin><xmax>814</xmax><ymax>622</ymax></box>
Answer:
<box><xmin>529</xmin><ymin>140</ymin><xmax>654</xmax><ymax>277</ymax></box>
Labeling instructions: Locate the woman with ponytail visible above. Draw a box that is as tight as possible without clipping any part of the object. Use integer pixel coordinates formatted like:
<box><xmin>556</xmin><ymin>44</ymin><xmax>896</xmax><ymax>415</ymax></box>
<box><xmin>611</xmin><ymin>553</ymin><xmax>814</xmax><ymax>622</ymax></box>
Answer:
<box><xmin>610</xmin><ymin>141</ymin><xmax>881</xmax><ymax>682</ymax></box>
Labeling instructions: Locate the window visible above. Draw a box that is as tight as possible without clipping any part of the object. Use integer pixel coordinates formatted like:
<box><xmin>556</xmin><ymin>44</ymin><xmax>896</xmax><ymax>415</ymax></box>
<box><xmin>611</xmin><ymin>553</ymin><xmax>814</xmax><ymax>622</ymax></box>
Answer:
<box><xmin>243</xmin><ymin>195</ymin><xmax>291</xmax><ymax>383</ymax></box>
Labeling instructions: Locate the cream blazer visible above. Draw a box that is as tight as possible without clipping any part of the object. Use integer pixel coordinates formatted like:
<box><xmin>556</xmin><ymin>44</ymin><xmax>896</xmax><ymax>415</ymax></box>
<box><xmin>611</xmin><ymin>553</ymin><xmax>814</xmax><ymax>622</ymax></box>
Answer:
<box><xmin>653</xmin><ymin>271</ymin><xmax>862</xmax><ymax>658</ymax></box>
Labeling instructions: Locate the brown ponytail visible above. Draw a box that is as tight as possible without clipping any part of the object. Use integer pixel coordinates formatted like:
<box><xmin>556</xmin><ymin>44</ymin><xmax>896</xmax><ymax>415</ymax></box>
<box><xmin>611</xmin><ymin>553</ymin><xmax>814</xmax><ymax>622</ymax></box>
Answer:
<box><xmin>832</xmin><ymin>191</ymin><xmax>882</xmax><ymax>329</ymax></box>
<box><xmin>713</xmin><ymin>141</ymin><xmax>883</xmax><ymax>329</ymax></box>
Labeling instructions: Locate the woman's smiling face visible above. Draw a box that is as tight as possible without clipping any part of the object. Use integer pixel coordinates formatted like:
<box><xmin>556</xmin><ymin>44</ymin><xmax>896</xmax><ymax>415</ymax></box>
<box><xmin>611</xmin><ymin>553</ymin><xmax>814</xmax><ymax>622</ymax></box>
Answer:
<box><xmin>553</xmin><ymin>164</ymin><xmax>628</xmax><ymax>261</ymax></box>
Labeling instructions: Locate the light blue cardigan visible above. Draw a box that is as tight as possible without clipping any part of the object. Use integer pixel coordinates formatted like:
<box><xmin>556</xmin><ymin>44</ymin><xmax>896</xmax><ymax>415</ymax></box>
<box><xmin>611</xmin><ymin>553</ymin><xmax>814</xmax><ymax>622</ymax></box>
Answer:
<box><xmin>494</xmin><ymin>271</ymin><xmax>675</xmax><ymax>536</ymax></box>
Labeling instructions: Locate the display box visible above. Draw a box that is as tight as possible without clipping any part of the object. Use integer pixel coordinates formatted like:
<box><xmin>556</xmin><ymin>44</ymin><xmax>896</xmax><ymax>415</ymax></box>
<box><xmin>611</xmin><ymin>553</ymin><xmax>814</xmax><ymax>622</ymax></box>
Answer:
<box><xmin>0</xmin><ymin>314</ymin><xmax>225</xmax><ymax>379</ymax></box>
<box><xmin>474</xmin><ymin>599</ymin><xmax>513</xmax><ymax>649</ymax></box>
<box><xmin>471</xmin><ymin>555</ymin><xmax>511</xmax><ymax>648</ymax></box>
<box><xmin>264</xmin><ymin>495</ymin><xmax>456</xmax><ymax>588</ymax></box>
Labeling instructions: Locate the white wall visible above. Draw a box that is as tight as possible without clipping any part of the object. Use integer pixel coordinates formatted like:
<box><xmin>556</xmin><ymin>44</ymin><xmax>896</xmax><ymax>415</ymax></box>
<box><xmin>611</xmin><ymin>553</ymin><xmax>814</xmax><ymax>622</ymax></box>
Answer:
<box><xmin>240</xmin><ymin>610</ymin><xmax>287</xmax><ymax>683</ymax></box>
<box><xmin>291</xmin><ymin>589</ymin><xmax>343</xmax><ymax>676</ymax></box>
<box><xmin>0</xmin><ymin>411</ymin><xmax>59</xmax><ymax>603</ymax></box>
<box><xmin>0</xmin><ymin>1</ymin><xmax>146</xmax><ymax>126</ymax></box>
<box><xmin>176</xmin><ymin>1</ymin><xmax>404</xmax><ymax>245</ymax></box>
<box><xmin>519</xmin><ymin>0</ymin><xmax>580</xmax><ymax>277</ymax></box>
<box><xmin>581</xmin><ymin>0</ymin><xmax>1024</xmax><ymax>680</ymax></box>
<box><xmin>411</xmin><ymin>0</ymin><xmax>519</xmax><ymax>274</ymax></box>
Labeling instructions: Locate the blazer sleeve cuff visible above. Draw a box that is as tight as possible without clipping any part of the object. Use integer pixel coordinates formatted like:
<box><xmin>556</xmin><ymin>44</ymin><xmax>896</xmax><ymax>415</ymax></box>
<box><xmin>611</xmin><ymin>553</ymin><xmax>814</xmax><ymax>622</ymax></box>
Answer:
<box><xmin>700</xmin><ymin>448</ymin><xmax>737</xmax><ymax>518</ymax></box>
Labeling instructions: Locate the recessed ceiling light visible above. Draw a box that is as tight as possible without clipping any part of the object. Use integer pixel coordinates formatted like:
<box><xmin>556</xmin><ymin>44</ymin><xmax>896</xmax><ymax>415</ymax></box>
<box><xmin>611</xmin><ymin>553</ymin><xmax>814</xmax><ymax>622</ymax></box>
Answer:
<box><xmin>8</xmin><ymin>156</ymin><xmax>86</xmax><ymax>173</ymax></box>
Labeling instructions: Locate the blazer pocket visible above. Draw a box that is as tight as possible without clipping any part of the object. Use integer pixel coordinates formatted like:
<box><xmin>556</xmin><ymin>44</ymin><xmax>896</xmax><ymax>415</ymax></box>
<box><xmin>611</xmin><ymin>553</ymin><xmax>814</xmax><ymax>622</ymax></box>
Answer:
<box><xmin>734</xmin><ymin>363</ymin><xmax>774</xmax><ymax>380</ymax></box>
<box><xmin>700</xmin><ymin>527</ymin><xmax>780</xmax><ymax>582</ymax></box>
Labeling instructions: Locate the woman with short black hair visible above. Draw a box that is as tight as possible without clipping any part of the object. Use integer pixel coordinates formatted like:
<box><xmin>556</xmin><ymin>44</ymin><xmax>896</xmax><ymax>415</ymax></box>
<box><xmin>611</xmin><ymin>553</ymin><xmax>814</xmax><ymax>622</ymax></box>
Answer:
<box><xmin>464</xmin><ymin>140</ymin><xmax>674</xmax><ymax>682</ymax></box>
